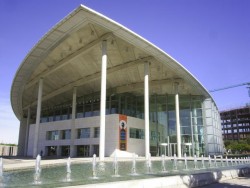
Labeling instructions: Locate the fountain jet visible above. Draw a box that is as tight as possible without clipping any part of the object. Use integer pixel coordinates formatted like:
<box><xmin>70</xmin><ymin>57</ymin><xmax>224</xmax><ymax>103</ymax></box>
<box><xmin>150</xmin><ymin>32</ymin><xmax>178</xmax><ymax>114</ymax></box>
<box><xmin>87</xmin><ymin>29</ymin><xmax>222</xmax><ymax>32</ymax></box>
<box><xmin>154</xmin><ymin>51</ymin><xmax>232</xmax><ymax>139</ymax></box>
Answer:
<box><xmin>65</xmin><ymin>157</ymin><xmax>71</xmax><ymax>181</ymax></box>
<box><xmin>33</xmin><ymin>154</ymin><xmax>41</xmax><ymax>184</ymax></box>
<box><xmin>92</xmin><ymin>154</ymin><xmax>97</xmax><ymax>178</ymax></box>
<box><xmin>161</xmin><ymin>154</ymin><xmax>166</xmax><ymax>172</ymax></box>
<box><xmin>173</xmin><ymin>154</ymin><xmax>177</xmax><ymax>170</ymax></box>
<box><xmin>146</xmin><ymin>153</ymin><xmax>152</xmax><ymax>173</ymax></box>
<box><xmin>184</xmin><ymin>153</ymin><xmax>188</xmax><ymax>170</ymax></box>
<box><xmin>194</xmin><ymin>155</ymin><xmax>198</xmax><ymax>169</ymax></box>
<box><xmin>113</xmin><ymin>152</ymin><xmax>119</xmax><ymax>177</ymax></box>
<box><xmin>131</xmin><ymin>153</ymin><xmax>137</xmax><ymax>175</ymax></box>
<box><xmin>201</xmin><ymin>155</ymin><xmax>205</xmax><ymax>169</ymax></box>
<box><xmin>0</xmin><ymin>158</ymin><xmax>3</xmax><ymax>177</ymax></box>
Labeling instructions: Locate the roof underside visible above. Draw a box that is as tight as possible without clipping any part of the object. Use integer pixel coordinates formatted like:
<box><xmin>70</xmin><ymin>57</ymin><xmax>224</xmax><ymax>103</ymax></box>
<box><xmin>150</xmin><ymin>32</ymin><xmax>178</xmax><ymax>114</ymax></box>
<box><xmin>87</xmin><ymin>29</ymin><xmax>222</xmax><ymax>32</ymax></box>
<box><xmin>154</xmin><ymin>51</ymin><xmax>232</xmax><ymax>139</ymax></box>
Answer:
<box><xmin>11</xmin><ymin>5</ymin><xmax>211</xmax><ymax>120</ymax></box>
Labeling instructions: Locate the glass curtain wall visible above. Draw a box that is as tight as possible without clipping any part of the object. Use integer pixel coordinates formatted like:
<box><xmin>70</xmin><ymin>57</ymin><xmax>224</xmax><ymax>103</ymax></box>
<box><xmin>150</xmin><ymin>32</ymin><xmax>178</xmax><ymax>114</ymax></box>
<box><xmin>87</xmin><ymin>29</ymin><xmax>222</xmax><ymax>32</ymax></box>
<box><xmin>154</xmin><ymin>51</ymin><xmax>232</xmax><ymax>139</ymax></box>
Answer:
<box><xmin>191</xmin><ymin>96</ymin><xmax>205</xmax><ymax>156</ymax></box>
<box><xmin>179</xmin><ymin>95</ymin><xmax>192</xmax><ymax>156</ymax></box>
<box><xmin>40</xmin><ymin>92</ymin><xmax>204</xmax><ymax>156</ymax></box>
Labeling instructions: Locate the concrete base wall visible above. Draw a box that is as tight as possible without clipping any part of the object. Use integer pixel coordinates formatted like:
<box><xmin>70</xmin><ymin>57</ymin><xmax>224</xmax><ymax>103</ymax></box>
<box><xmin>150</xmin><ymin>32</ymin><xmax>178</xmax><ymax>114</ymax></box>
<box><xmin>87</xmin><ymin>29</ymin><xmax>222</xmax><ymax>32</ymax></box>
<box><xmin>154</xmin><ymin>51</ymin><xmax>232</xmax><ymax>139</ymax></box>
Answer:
<box><xmin>62</xmin><ymin>167</ymin><xmax>250</xmax><ymax>188</ymax></box>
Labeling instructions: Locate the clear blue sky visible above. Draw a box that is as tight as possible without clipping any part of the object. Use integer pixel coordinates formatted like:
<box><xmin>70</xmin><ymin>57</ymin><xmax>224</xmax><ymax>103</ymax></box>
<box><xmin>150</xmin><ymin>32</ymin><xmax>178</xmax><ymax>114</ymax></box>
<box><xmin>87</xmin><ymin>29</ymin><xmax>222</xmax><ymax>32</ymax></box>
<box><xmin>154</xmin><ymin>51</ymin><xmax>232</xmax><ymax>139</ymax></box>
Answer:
<box><xmin>0</xmin><ymin>0</ymin><xmax>249</xmax><ymax>144</ymax></box>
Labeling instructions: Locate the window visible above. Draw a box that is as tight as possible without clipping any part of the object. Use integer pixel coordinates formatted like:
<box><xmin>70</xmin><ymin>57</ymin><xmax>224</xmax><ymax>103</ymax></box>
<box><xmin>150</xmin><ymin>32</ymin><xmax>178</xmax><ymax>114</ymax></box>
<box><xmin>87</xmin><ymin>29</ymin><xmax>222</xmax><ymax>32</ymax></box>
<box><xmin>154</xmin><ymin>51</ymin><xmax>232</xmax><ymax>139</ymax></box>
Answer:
<box><xmin>93</xmin><ymin>145</ymin><xmax>99</xmax><ymax>157</ymax></box>
<box><xmin>77</xmin><ymin>145</ymin><xmax>90</xmax><ymax>157</ymax></box>
<box><xmin>77</xmin><ymin>128</ymin><xmax>90</xmax><ymax>138</ymax></box>
<box><xmin>94</xmin><ymin>127</ymin><xmax>100</xmax><ymax>138</ymax></box>
<box><xmin>62</xmin><ymin>114</ymin><xmax>68</xmax><ymax>120</ymax></box>
<box><xmin>130</xmin><ymin>128</ymin><xmax>144</xmax><ymax>139</ymax></box>
<box><xmin>55</xmin><ymin>115</ymin><xmax>61</xmax><ymax>121</ymax></box>
<box><xmin>47</xmin><ymin>131</ymin><xmax>59</xmax><ymax>140</ymax></box>
<box><xmin>47</xmin><ymin>146</ymin><xmax>57</xmax><ymax>156</ymax></box>
<box><xmin>48</xmin><ymin>116</ymin><xmax>54</xmax><ymax>122</ymax></box>
<box><xmin>61</xmin><ymin>129</ymin><xmax>71</xmax><ymax>140</ymax></box>
<box><xmin>61</xmin><ymin>146</ymin><xmax>70</xmax><ymax>156</ymax></box>
<box><xmin>151</xmin><ymin>131</ymin><xmax>160</xmax><ymax>141</ymax></box>
<box><xmin>41</xmin><ymin>117</ymin><xmax>48</xmax><ymax>123</ymax></box>
<box><xmin>77</xmin><ymin>113</ymin><xmax>84</xmax><ymax>118</ymax></box>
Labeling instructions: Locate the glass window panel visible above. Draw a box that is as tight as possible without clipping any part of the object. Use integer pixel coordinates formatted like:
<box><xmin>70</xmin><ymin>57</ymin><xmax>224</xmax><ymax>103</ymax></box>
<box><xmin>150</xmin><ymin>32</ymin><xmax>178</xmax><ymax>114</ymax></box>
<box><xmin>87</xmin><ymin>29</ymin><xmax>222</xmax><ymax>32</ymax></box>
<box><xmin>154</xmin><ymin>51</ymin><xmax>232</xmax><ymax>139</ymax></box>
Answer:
<box><xmin>197</xmin><ymin>117</ymin><xmax>203</xmax><ymax>125</ymax></box>
<box><xmin>41</xmin><ymin>117</ymin><xmax>48</xmax><ymax>123</ymax></box>
<box><xmin>180</xmin><ymin>109</ymin><xmax>190</xmax><ymax>117</ymax></box>
<box><xmin>196</xmin><ymin>109</ymin><xmax>202</xmax><ymax>117</ymax></box>
<box><xmin>47</xmin><ymin>131</ymin><xmax>59</xmax><ymax>140</ymax></box>
<box><xmin>111</xmin><ymin>101</ymin><xmax>118</xmax><ymax>114</ymax></box>
<box><xmin>129</xmin><ymin>128</ymin><xmax>144</xmax><ymax>139</ymax></box>
<box><xmin>62</xmin><ymin>114</ymin><xmax>68</xmax><ymax>120</ymax></box>
<box><xmin>84</xmin><ymin>104</ymin><xmax>92</xmax><ymax>117</ymax></box>
<box><xmin>93</xmin><ymin>103</ymin><xmax>100</xmax><ymax>116</ymax></box>
<box><xmin>61</xmin><ymin>129</ymin><xmax>71</xmax><ymax>140</ymax></box>
<box><xmin>78</xmin><ymin>128</ymin><xmax>90</xmax><ymax>138</ymax></box>
<box><xmin>55</xmin><ymin>115</ymin><xmax>61</xmax><ymax>121</ymax></box>
<box><xmin>77</xmin><ymin>113</ymin><xmax>84</xmax><ymax>118</ymax></box>
<box><xmin>181</xmin><ymin>117</ymin><xmax>191</xmax><ymax>127</ymax></box>
<box><xmin>181</xmin><ymin>135</ymin><xmax>192</xmax><ymax>143</ymax></box>
<box><xmin>61</xmin><ymin>146</ymin><xmax>70</xmax><ymax>156</ymax></box>
<box><xmin>181</xmin><ymin>126</ymin><xmax>191</xmax><ymax>135</ymax></box>
<box><xmin>94</xmin><ymin>127</ymin><xmax>100</xmax><ymax>138</ymax></box>
<box><xmin>77</xmin><ymin>145</ymin><xmax>90</xmax><ymax>157</ymax></box>
<box><xmin>180</xmin><ymin>95</ymin><xmax>190</xmax><ymax>102</ymax></box>
<box><xmin>48</xmin><ymin>116</ymin><xmax>54</xmax><ymax>122</ymax></box>
<box><xmin>192</xmin><ymin>100</ymin><xmax>202</xmax><ymax>109</ymax></box>
<box><xmin>180</xmin><ymin>102</ymin><xmax>190</xmax><ymax>110</ymax></box>
<box><xmin>129</xmin><ymin>128</ymin><xmax>136</xmax><ymax>138</ymax></box>
<box><xmin>151</xmin><ymin>131</ymin><xmax>160</xmax><ymax>141</ymax></box>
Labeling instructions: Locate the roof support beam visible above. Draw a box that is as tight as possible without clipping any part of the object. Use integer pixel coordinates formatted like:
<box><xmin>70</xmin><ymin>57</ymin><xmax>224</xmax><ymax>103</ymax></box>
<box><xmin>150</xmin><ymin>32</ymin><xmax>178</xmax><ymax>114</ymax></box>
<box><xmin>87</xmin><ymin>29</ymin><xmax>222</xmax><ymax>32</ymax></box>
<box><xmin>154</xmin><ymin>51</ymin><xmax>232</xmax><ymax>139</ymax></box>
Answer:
<box><xmin>25</xmin><ymin>32</ymin><xmax>114</xmax><ymax>89</ymax></box>
<box><xmin>23</xmin><ymin>56</ymin><xmax>153</xmax><ymax>109</ymax></box>
<box><xmin>115</xmin><ymin>79</ymin><xmax>171</xmax><ymax>94</ymax></box>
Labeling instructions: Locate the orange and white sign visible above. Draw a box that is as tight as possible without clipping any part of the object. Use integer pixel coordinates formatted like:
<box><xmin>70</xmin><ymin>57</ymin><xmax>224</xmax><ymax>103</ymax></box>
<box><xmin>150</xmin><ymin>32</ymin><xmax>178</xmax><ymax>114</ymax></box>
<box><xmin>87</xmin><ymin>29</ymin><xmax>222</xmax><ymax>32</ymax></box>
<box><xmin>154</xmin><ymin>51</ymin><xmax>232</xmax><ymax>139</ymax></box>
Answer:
<box><xmin>119</xmin><ymin>114</ymin><xmax>127</xmax><ymax>151</ymax></box>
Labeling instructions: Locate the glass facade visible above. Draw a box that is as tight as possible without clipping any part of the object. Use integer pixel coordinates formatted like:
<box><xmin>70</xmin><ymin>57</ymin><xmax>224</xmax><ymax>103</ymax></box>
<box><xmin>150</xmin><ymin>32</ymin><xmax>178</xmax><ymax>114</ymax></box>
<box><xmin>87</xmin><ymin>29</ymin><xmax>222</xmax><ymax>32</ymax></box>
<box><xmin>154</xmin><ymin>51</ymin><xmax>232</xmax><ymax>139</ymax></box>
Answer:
<box><xmin>41</xmin><ymin>93</ymin><xmax>205</xmax><ymax>156</ymax></box>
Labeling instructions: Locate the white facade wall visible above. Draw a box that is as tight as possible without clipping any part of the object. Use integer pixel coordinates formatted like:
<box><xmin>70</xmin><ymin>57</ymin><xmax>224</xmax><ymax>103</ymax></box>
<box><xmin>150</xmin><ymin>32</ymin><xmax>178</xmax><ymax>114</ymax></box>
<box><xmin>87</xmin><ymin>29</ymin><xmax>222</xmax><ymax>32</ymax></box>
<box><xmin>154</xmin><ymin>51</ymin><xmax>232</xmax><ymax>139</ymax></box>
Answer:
<box><xmin>127</xmin><ymin>116</ymin><xmax>145</xmax><ymax>156</ymax></box>
<box><xmin>27</xmin><ymin>114</ymin><xmax>147</xmax><ymax>157</ymax></box>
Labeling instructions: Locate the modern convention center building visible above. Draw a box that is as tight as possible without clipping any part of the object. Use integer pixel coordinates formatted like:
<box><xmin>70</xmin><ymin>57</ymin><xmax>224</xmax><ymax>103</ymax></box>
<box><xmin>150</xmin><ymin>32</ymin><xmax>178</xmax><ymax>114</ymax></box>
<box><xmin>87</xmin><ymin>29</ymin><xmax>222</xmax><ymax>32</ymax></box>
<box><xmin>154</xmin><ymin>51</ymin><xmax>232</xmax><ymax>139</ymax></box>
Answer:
<box><xmin>11</xmin><ymin>5</ymin><xmax>223</xmax><ymax>159</ymax></box>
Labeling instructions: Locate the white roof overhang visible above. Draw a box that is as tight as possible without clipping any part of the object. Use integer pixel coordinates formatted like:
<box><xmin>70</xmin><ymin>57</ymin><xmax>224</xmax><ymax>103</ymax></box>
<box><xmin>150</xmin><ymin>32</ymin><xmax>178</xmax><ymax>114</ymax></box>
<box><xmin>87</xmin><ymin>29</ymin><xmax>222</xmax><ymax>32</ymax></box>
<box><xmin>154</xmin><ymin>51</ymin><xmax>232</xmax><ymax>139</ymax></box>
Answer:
<box><xmin>11</xmin><ymin>5</ymin><xmax>213</xmax><ymax>120</ymax></box>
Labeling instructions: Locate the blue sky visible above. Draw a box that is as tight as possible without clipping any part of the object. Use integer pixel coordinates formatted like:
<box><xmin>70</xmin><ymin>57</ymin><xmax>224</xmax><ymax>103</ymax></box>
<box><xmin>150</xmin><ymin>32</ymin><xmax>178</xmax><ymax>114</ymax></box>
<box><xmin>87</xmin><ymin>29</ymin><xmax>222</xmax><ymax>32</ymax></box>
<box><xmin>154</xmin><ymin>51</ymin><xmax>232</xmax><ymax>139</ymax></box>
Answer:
<box><xmin>0</xmin><ymin>0</ymin><xmax>249</xmax><ymax>144</ymax></box>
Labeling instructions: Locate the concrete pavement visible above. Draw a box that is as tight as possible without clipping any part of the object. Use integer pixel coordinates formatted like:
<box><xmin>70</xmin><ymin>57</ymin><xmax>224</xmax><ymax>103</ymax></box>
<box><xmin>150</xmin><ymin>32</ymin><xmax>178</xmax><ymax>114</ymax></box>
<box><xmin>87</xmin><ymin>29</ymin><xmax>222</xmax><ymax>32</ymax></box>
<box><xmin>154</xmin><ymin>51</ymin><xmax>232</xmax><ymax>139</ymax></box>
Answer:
<box><xmin>200</xmin><ymin>174</ymin><xmax>250</xmax><ymax>188</ymax></box>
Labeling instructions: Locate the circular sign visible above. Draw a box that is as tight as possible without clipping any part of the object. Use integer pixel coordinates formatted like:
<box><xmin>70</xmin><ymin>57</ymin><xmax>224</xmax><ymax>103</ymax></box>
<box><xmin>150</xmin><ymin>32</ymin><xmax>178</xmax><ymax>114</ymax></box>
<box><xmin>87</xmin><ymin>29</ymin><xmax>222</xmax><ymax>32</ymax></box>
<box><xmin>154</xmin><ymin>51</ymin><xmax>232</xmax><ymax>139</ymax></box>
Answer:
<box><xmin>119</xmin><ymin>120</ymin><xmax>127</xmax><ymax>130</ymax></box>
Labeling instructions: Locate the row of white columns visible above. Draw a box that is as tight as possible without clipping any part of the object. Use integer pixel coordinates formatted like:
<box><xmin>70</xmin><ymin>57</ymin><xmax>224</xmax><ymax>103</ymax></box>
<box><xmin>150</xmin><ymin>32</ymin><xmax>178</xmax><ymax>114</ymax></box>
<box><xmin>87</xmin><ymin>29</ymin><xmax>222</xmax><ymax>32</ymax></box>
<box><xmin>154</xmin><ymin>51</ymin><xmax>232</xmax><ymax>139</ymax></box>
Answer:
<box><xmin>32</xmin><ymin>40</ymin><xmax>182</xmax><ymax>159</ymax></box>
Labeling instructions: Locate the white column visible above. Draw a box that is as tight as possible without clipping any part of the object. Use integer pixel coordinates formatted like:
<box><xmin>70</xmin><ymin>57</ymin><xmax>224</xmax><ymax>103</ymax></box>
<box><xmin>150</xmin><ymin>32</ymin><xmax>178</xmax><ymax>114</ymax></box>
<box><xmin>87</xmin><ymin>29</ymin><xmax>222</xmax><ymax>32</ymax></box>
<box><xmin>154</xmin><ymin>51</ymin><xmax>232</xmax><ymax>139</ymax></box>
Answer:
<box><xmin>33</xmin><ymin>78</ymin><xmax>43</xmax><ymax>158</ymax></box>
<box><xmin>70</xmin><ymin>87</ymin><xmax>77</xmax><ymax>157</ymax></box>
<box><xmin>24</xmin><ymin>107</ymin><xmax>30</xmax><ymax>156</ymax></box>
<box><xmin>144</xmin><ymin>62</ymin><xmax>150</xmax><ymax>159</ymax></box>
<box><xmin>99</xmin><ymin>40</ymin><xmax>107</xmax><ymax>161</ymax></box>
<box><xmin>175</xmin><ymin>82</ymin><xmax>181</xmax><ymax>158</ymax></box>
<box><xmin>193</xmin><ymin>107</ymin><xmax>199</xmax><ymax>156</ymax></box>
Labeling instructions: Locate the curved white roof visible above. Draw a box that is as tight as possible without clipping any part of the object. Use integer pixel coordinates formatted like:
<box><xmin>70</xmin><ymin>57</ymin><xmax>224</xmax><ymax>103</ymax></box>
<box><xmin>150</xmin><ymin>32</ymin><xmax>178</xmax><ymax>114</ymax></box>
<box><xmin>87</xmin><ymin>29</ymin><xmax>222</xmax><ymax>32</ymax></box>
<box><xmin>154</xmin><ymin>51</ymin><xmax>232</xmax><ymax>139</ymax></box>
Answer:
<box><xmin>11</xmin><ymin>5</ymin><xmax>213</xmax><ymax>120</ymax></box>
